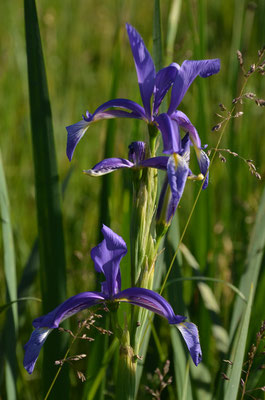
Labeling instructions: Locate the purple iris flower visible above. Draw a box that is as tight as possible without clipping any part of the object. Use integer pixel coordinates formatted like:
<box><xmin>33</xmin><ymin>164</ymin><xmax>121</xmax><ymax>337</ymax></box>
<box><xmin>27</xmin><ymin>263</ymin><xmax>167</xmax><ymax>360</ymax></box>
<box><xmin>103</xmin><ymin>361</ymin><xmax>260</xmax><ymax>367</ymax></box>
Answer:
<box><xmin>23</xmin><ymin>225</ymin><xmax>202</xmax><ymax>374</ymax></box>
<box><xmin>83</xmin><ymin>141</ymin><xmax>168</xmax><ymax>176</ymax></box>
<box><xmin>66</xmin><ymin>23</ymin><xmax>220</xmax><ymax>171</ymax></box>
<box><xmin>84</xmin><ymin>138</ymin><xmax>207</xmax><ymax>224</ymax></box>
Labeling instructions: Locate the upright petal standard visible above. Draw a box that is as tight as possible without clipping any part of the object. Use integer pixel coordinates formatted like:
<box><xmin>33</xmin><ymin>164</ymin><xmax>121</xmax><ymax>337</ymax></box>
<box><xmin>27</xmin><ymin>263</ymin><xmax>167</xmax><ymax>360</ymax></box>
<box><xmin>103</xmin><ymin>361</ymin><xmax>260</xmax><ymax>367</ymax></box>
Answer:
<box><xmin>24</xmin><ymin>225</ymin><xmax>202</xmax><ymax>374</ymax></box>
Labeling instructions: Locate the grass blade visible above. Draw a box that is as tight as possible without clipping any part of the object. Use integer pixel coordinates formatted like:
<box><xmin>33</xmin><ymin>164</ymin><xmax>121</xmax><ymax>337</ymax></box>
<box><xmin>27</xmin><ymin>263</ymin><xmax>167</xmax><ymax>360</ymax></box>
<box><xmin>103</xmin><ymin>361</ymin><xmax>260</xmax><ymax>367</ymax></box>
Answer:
<box><xmin>224</xmin><ymin>284</ymin><xmax>254</xmax><ymax>400</ymax></box>
<box><xmin>0</xmin><ymin>149</ymin><xmax>18</xmax><ymax>400</ymax></box>
<box><xmin>166</xmin><ymin>0</ymin><xmax>182</xmax><ymax>65</ymax></box>
<box><xmin>153</xmin><ymin>0</ymin><xmax>163</xmax><ymax>71</ymax></box>
<box><xmin>24</xmin><ymin>0</ymin><xmax>68</xmax><ymax>397</ymax></box>
<box><xmin>229</xmin><ymin>185</ymin><xmax>265</xmax><ymax>341</ymax></box>
<box><xmin>166</xmin><ymin>218</ymin><xmax>193</xmax><ymax>400</ymax></box>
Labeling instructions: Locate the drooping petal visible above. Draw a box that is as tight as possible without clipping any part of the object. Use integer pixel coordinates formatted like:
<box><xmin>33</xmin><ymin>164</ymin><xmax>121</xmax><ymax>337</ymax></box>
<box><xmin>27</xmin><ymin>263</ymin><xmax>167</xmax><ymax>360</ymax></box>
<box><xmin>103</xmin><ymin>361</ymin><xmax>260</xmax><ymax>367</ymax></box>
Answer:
<box><xmin>155</xmin><ymin>113</ymin><xmax>182</xmax><ymax>154</ymax></box>
<box><xmin>194</xmin><ymin>148</ymin><xmax>210</xmax><ymax>189</ymax></box>
<box><xmin>176</xmin><ymin>322</ymin><xmax>202</xmax><ymax>366</ymax></box>
<box><xmin>167</xmin><ymin>153</ymin><xmax>190</xmax><ymax>216</ymax></box>
<box><xmin>153</xmin><ymin>63</ymin><xmax>179</xmax><ymax>114</ymax></box>
<box><xmin>126</xmin><ymin>23</ymin><xmax>156</xmax><ymax>120</ymax></box>
<box><xmin>24</xmin><ymin>292</ymin><xmax>106</xmax><ymax>374</ymax></box>
<box><xmin>84</xmin><ymin>158</ymin><xmax>134</xmax><ymax>177</ymax></box>
<box><xmin>168</xmin><ymin>58</ymin><xmax>221</xmax><ymax>113</ymax></box>
<box><xmin>88</xmin><ymin>99</ymin><xmax>147</xmax><ymax>122</ymax></box>
<box><xmin>66</xmin><ymin>119</ymin><xmax>90</xmax><ymax>161</ymax></box>
<box><xmin>140</xmin><ymin>156</ymin><xmax>169</xmax><ymax>170</ymax></box>
<box><xmin>114</xmin><ymin>287</ymin><xmax>186</xmax><ymax>324</ymax></box>
<box><xmin>172</xmin><ymin>110</ymin><xmax>201</xmax><ymax>149</ymax></box>
<box><xmin>91</xmin><ymin>225</ymin><xmax>127</xmax><ymax>297</ymax></box>
<box><xmin>33</xmin><ymin>292</ymin><xmax>106</xmax><ymax>329</ymax></box>
<box><xmin>66</xmin><ymin>99</ymin><xmax>147</xmax><ymax>161</ymax></box>
<box><xmin>24</xmin><ymin>328</ymin><xmax>51</xmax><ymax>374</ymax></box>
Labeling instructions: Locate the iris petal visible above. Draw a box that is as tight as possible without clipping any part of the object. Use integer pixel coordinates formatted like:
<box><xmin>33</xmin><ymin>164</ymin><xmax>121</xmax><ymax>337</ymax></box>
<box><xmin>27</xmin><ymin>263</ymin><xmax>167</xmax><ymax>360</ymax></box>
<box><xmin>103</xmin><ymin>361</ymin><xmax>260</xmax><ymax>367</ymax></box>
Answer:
<box><xmin>66</xmin><ymin>99</ymin><xmax>147</xmax><ymax>161</ymax></box>
<box><xmin>23</xmin><ymin>328</ymin><xmax>51</xmax><ymax>374</ymax></box>
<box><xmin>155</xmin><ymin>113</ymin><xmax>182</xmax><ymax>154</ymax></box>
<box><xmin>24</xmin><ymin>292</ymin><xmax>106</xmax><ymax>373</ymax></box>
<box><xmin>114</xmin><ymin>287</ymin><xmax>186</xmax><ymax>324</ymax></box>
<box><xmin>140</xmin><ymin>156</ymin><xmax>169</xmax><ymax>170</ymax></box>
<box><xmin>168</xmin><ymin>58</ymin><xmax>221</xmax><ymax>113</ymax></box>
<box><xmin>153</xmin><ymin>63</ymin><xmax>179</xmax><ymax>114</ymax></box>
<box><xmin>33</xmin><ymin>292</ymin><xmax>106</xmax><ymax>329</ymax></box>
<box><xmin>84</xmin><ymin>158</ymin><xmax>134</xmax><ymax>177</ymax></box>
<box><xmin>66</xmin><ymin>119</ymin><xmax>90</xmax><ymax>161</ymax></box>
<box><xmin>167</xmin><ymin>154</ymin><xmax>189</xmax><ymax>218</ymax></box>
<box><xmin>195</xmin><ymin>149</ymin><xmax>210</xmax><ymax>189</ymax></box>
<box><xmin>91</xmin><ymin>225</ymin><xmax>127</xmax><ymax>297</ymax></box>
<box><xmin>126</xmin><ymin>23</ymin><xmax>156</xmax><ymax>120</ymax></box>
<box><xmin>172</xmin><ymin>110</ymin><xmax>201</xmax><ymax>149</ymax></box>
<box><xmin>177</xmin><ymin>322</ymin><xmax>202</xmax><ymax>366</ymax></box>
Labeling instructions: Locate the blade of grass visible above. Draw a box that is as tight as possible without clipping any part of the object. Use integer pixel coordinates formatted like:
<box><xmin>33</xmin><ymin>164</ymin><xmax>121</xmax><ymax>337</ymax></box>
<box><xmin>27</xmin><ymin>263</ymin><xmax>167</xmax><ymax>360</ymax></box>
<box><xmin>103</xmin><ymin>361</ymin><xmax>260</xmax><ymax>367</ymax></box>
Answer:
<box><xmin>166</xmin><ymin>217</ymin><xmax>193</xmax><ymax>400</ymax></box>
<box><xmin>0</xmin><ymin>149</ymin><xmax>18</xmax><ymax>400</ymax></box>
<box><xmin>229</xmin><ymin>185</ymin><xmax>265</xmax><ymax>341</ymax></box>
<box><xmin>0</xmin><ymin>297</ymin><xmax>41</xmax><ymax>314</ymax></box>
<box><xmin>224</xmin><ymin>284</ymin><xmax>254</xmax><ymax>400</ymax></box>
<box><xmin>153</xmin><ymin>0</ymin><xmax>163</xmax><ymax>71</ymax></box>
<box><xmin>17</xmin><ymin>165</ymin><xmax>73</xmax><ymax>313</ymax></box>
<box><xmin>166</xmin><ymin>0</ymin><xmax>182</xmax><ymax>65</ymax></box>
<box><xmin>24</xmin><ymin>0</ymin><xmax>69</xmax><ymax>397</ymax></box>
<box><xmin>83</xmin><ymin>338</ymin><xmax>119</xmax><ymax>400</ymax></box>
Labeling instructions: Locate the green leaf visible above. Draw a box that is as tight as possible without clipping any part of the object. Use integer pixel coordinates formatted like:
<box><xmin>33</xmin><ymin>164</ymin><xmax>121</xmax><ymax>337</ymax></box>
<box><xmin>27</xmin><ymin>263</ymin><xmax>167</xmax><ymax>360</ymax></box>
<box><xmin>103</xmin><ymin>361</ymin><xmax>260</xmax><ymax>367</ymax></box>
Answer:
<box><xmin>166</xmin><ymin>0</ymin><xmax>182</xmax><ymax>65</ymax></box>
<box><xmin>0</xmin><ymin>149</ymin><xmax>18</xmax><ymax>400</ymax></box>
<box><xmin>0</xmin><ymin>297</ymin><xmax>41</xmax><ymax>314</ymax></box>
<box><xmin>229</xmin><ymin>185</ymin><xmax>265</xmax><ymax>341</ymax></box>
<box><xmin>24</xmin><ymin>0</ymin><xmax>68</xmax><ymax>397</ymax></box>
<box><xmin>166</xmin><ymin>218</ymin><xmax>193</xmax><ymax>400</ymax></box>
<box><xmin>224</xmin><ymin>284</ymin><xmax>254</xmax><ymax>400</ymax></box>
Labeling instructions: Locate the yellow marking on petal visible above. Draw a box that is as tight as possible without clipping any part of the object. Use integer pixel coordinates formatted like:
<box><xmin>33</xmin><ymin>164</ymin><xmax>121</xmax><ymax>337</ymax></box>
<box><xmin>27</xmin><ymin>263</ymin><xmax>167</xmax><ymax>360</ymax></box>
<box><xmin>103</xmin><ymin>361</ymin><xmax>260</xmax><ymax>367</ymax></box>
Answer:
<box><xmin>173</xmin><ymin>153</ymin><xmax>178</xmax><ymax>166</ymax></box>
<box><xmin>188</xmin><ymin>173</ymin><xmax>204</xmax><ymax>181</ymax></box>
<box><xmin>114</xmin><ymin>298</ymin><xmax>130</xmax><ymax>303</ymax></box>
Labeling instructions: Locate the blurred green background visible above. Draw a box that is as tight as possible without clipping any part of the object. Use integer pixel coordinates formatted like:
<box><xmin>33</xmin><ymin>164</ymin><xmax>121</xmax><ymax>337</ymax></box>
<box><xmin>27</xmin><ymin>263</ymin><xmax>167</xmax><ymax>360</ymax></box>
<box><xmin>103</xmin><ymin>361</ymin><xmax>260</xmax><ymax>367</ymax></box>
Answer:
<box><xmin>0</xmin><ymin>0</ymin><xmax>265</xmax><ymax>399</ymax></box>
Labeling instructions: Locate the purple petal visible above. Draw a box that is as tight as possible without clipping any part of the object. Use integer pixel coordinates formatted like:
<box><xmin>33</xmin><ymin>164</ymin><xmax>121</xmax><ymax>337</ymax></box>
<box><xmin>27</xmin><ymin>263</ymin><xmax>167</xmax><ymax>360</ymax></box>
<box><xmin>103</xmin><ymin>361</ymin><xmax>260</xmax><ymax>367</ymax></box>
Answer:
<box><xmin>91</xmin><ymin>225</ymin><xmax>127</xmax><ymax>297</ymax></box>
<box><xmin>114</xmin><ymin>287</ymin><xmax>186</xmax><ymax>324</ymax></box>
<box><xmin>168</xmin><ymin>58</ymin><xmax>221</xmax><ymax>113</ymax></box>
<box><xmin>33</xmin><ymin>292</ymin><xmax>106</xmax><ymax>329</ymax></box>
<box><xmin>126</xmin><ymin>23</ymin><xmax>156</xmax><ymax>120</ymax></box>
<box><xmin>195</xmin><ymin>149</ymin><xmax>210</xmax><ymax>189</ymax></box>
<box><xmin>140</xmin><ymin>156</ymin><xmax>169</xmax><ymax>170</ymax></box>
<box><xmin>24</xmin><ymin>328</ymin><xmax>51</xmax><ymax>374</ymax></box>
<box><xmin>153</xmin><ymin>63</ymin><xmax>179</xmax><ymax>114</ymax></box>
<box><xmin>66</xmin><ymin>99</ymin><xmax>147</xmax><ymax>161</ymax></box>
<box><xmin>84</xmin><ymin>158</ymin><xmax>134</xmax><ymax>177</ymax></box>
<box><xmin>155</xmin><ymin>114</ymin><xmax>182</xmax><ymax>154</ymax></box>
<box><xmin>24</xmin><ymin>292</ymin><xmax>105</xmax><ymax>374</ymax></box>
<box><xmin>167</xmin><ymin>154</ymin><xmax>189</xmax><ymax>213</ymax></box>
<box><xmin>66</xmin><ymin>119</ymin><xmax>90</xmax><ymax>161</ymax></box>
<box><xmin>89</xmin><ymin>99</ymin><xmax>147</xmax><ymax>122</ymax></box>
<box><xmin>128</xmin><ymin>141</ymin><xmax>146</xmax><ymax>165</ymax></box>
<box><xmin>156</xmin><ymin>176</ymin><xmax>172</xmax><ymax>224</ymax></box>
<box><xmin>172</xmin><ymin>110</ymin><xmax>201</xmax><ymax>149</ymax></box>
<box><xmin>177</xmin><ymin>322</ymin><xmax>202</xmax><ymax>366</ymax></box>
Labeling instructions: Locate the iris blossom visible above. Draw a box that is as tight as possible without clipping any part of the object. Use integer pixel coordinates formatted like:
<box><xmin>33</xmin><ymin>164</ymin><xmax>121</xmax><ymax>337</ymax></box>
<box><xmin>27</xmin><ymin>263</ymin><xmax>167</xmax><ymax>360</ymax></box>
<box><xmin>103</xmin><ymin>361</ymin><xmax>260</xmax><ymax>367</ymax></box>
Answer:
<box><xmin>83</xmin><ymin>139</ymin><xmax>196</xmax><ymax>221</ymax></box>
<box><xmin>24</xmin><ymin>225</ymin><xmax>202</xmax><ymax>374</ymax></box>
<box><xmin>66</xmin><ymin>23</ymin><xmax>220</xmax><ymax>178</ymax></box>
